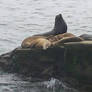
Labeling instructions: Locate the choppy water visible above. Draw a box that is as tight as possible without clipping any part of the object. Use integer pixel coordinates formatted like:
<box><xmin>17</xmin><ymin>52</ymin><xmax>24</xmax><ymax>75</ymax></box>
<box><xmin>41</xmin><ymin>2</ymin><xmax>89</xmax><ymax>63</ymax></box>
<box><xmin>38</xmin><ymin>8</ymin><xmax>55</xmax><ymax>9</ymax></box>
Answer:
<box><xmin>0</xmin><ymin>71</ymin><xmax>78</xmax><ymax>92</ymax></box>
<box><xmin>0</xmin><ymin>0</ymin><xmax>92</xmax><ymax>91</ymax></box>
<box><xmin>0</xmin><ymin>0</ymin><xmax>92</xmax><ymax>54</ymax></box>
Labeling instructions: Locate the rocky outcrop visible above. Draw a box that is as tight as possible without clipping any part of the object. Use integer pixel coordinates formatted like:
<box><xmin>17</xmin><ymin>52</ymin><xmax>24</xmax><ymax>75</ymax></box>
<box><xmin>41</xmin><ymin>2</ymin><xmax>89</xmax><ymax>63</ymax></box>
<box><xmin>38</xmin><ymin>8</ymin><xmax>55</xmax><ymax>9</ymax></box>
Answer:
<box><xmin>0</xmin><ymin>41</ymin><xmax>92</xmax><ymax>92</ymax></box>
<box><xmin>63</xmin><ymin>41</ymin><xmax>92</xmax><ymax>92</ymax></box>
<box><xmin>8</xmin><ymin>46</ymin><xmax>65</xmax><ymax>79</ymax></box>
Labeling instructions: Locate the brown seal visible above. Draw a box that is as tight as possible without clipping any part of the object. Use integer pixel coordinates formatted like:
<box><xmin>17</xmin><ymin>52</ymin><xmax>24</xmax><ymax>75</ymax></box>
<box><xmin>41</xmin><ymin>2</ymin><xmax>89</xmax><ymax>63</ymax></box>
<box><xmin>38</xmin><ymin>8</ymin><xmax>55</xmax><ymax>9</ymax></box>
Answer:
<box><xmin>47</xmin><ymin>33</ymin><xmax>75</xmax><ymax>42</ymax></box>
<box><xmin>55</xmin><ymin>37</ymin><xmax>84</xmax><ymax>45</ymax></box>
<box><xmin>46</xmin><ymin>33</ymin><xmax>83</xmax><ymax>45</ymax></box>
<box><xmin>79</xmin><ymin>34</ymin><xmax>92</xmax><ymax>40</ymax></box>
<box><xmin>21</xmin><ymin>33</ymin><xmax>83</xmax><ymax>49</ymax></box>
<box><xmin>21</xmin><ymin>36</ymin><xmax>51</xmax><ymax>50</ymax></box>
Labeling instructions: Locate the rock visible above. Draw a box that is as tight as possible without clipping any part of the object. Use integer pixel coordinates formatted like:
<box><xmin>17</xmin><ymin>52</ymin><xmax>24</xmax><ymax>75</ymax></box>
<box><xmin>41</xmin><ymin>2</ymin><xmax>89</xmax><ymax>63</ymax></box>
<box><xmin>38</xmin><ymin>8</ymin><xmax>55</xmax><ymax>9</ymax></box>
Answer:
<box><xmin>9</xmin><ymin>46</ymin><xmax>65</xmax><ymax>79</ymax></box>
<box><xmin>0</xmin><ymin>41</ymin><xmax>92</xmax><ymax>92</ymax></box>
<box><xmin>63</xmin><ymin>41</ymin><xmax>92</xmax><ymax>92</ymax></box>
<box><xmin>0</xmin><ymin>52</ymin><xmax>12</xmax><ymax>70</ymax></box>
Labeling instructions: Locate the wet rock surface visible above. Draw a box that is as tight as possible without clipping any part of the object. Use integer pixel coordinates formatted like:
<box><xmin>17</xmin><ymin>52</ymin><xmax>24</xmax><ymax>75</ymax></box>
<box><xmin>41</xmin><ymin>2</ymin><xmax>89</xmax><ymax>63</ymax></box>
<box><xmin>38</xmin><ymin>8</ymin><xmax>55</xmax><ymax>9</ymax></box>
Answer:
<box><xmin>0</xmin><ymin>46</ymin><xmax>65</xmax><ymax>79</ymax></box>
<box><xmin>10</xmin><ymin>47</ymin><xmax>65</xmax><ymax>78</ymax></box>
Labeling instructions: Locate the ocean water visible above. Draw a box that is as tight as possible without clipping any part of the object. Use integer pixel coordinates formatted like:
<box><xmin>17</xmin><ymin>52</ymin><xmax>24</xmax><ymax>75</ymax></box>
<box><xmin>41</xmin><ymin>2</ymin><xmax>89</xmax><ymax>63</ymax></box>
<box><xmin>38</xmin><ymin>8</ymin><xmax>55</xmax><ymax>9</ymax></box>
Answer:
<box><xmin>0</xmin><ymin>72</ymin><xmax>78</xmax><ymax>92</ymax></box>
<box><xmin>0</xmin><ymin>0</ymin><xmax>92</xmax><ymax>54</ymax></box>
<box><xmin>0</xmin><ymin>0</ymin><xmax>92</xmax><ymax>92</ymax></box>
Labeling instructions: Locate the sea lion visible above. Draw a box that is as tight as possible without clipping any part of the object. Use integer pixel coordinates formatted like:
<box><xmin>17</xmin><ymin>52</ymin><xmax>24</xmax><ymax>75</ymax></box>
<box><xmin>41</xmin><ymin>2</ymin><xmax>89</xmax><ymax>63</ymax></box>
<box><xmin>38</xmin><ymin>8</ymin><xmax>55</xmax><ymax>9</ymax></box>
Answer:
<box><xmin>53</xmin><ymin>36</ymin><xmax>84</xmax><ymax>45</ymax></box>
<box><xmin>21</xmin><ymin>36</ymin><xmax>51</xmax><ymax>50</ymax></box>
<box><xmin>53</xmin><ymin>14</ymin><xmax>67</xmax><ymax>35</ymax></box>
<box><xmin>35</xmin><ymin>14</ymin><xmax>67</xmax><ymax>36</ymax></box>
<box><xmin>21</xmin><ymin>33</ymin><xmax>82</xmax><ymax>49</ymax></box>
<box><xmin>46</xmin><ymin>33</ymin><xmax>83</xmax><ymax>45</ymax></box>
<box><xmin>79</xmin><ymin>34</ymin><xmax>92</xmax><ymax>40</ymax></box>
<box><xmin>47</xmin><ymin>33</ymin><xmax>75</xmax><ymax>42</ymax></box>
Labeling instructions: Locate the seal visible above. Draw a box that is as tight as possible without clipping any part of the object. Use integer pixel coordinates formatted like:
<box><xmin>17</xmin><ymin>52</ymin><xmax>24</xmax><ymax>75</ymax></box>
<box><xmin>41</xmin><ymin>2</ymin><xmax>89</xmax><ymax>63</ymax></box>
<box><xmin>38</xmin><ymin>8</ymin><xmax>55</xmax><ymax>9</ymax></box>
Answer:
<box><xmin>21</xmin><ymin>36</ymin><xmax>51</xmax><ymax>50</ymax></box>
<box><xmin>79</xmin><ymin>34</ymin><xmax>92</xmax><ymax>40</ymax></box>
<box><xmin>21</xmin><ymin>33</ymin><xmax>81</xmax><ymax>49</ymax></box>
<box><xmin>47</xmin><ymin>33</ymin><xmax>75</xmax><ymax>42</ymax></box>
<box><xmin>56</xmin><ymin>37</ymin><xmax>84</xmax><ymax>45</ymax></box>
<box><xmin>35</xmin><ymin>14</ymin><xmax>67</xmax><ymax>36</ymax></box>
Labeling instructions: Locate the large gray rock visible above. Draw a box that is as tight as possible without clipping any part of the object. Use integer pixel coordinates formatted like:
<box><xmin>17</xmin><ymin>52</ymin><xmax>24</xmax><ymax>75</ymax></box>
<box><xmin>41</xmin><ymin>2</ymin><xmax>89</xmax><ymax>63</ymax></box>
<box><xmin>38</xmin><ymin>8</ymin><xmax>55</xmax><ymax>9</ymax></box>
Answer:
<box><xmin>63</xmin><ymin>41</ymin><xmax>92</xmax><ymax>92</ymax></box>
<box><xmin>9</xmin><ymin>46</ymin><xmax>65</xmax><ymax>79</ymax></box>
<box><xmin>0</xmin><ymin>41</ymin><xmax>92</xmax><ymax>92</ymax></box>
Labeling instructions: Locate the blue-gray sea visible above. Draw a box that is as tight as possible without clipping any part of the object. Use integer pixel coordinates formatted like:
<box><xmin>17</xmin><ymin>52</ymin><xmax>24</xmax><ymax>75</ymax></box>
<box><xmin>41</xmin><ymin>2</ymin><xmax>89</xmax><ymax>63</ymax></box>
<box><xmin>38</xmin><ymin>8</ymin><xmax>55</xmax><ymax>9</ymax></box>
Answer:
<box><xmin>0</xmin><ymin>0</ymin><xmax>92</xmax><ymax>92</ymax></box>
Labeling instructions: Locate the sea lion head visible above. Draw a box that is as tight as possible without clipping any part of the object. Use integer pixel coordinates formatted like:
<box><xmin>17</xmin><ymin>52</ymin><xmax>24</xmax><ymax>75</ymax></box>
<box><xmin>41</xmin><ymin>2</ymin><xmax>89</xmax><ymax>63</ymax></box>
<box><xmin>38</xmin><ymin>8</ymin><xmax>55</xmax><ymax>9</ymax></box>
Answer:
<box><xmin>54</xmin><ymin>14</ymin><xmax>67</xmax><ymax>35</ymax></box>
<box><xmin>34</xmin><ymin>14</ymin><xmax>67</xmax><ymax>36</ymax></box>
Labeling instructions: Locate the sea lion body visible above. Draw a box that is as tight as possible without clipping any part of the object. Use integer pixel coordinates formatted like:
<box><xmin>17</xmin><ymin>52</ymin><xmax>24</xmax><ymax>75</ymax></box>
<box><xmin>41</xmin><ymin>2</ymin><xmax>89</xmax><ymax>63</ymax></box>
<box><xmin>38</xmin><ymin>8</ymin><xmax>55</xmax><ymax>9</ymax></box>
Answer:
<box><xmin>21</xmin><ymin>36</ymin><xmax>51</xmax><ymax>50</ymax></box>
<box><xmin>57</xmin><ymin>37</ymin><xmax>84</xmax><ymax>44</ymax></box>
<box><xmin>21</xmin><ymin>33</ymin><xmax>83</xmax><ymax>49</ymax></box>
<box><xmin>79</xmin><ymin>34</ymin><xmax>92</xmax><ymax>40</ymax></box>
<box><xmin>47</xmin><ymin>33</ymin><xmax>75</xmax><ymax>42</ymax></box>
<box><xmin>21</xmin><ymin>14</ymin><xmax>68</xmax><ymax>49</ymax></box>
<box><xmin>35</xmin><ymin>14</ymin><xmax>67</xmax><ymax>36</ymax></box>
<box><xmin>49</xmin><ymin>33</ymin><xmax>84</xmax><ymax>45</ymax></box>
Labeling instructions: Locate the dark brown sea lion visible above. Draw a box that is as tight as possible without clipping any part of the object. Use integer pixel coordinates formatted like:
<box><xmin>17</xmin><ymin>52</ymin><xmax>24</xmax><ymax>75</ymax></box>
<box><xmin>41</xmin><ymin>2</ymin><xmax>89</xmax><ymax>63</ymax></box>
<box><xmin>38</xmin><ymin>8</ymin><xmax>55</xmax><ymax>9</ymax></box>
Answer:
<box><xmin>53</xmin><ymin>36</ymin><xmax>84</xmax><ymax>46</ymax></box>
<box><xmin>79</xmin><ymin>34</ymin><xmax>92</xmax><ymax>40</ymax></box>
<box><xmin>35</xmin><ymin>14</ymin><xmax>67</xmax><ymax>36</ymax></box>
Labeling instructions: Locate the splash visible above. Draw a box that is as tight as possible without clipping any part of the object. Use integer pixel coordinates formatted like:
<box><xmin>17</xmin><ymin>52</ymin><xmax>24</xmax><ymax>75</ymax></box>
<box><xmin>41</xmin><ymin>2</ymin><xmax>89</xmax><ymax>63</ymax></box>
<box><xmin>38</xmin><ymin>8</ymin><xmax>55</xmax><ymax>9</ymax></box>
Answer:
<box><xmin>42</xmin><ymin>78</ymin><xmax>78</xmax><ymax>92</ymax></box>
